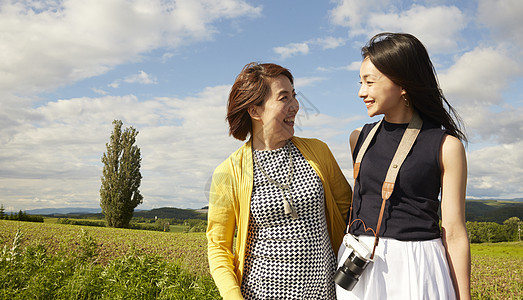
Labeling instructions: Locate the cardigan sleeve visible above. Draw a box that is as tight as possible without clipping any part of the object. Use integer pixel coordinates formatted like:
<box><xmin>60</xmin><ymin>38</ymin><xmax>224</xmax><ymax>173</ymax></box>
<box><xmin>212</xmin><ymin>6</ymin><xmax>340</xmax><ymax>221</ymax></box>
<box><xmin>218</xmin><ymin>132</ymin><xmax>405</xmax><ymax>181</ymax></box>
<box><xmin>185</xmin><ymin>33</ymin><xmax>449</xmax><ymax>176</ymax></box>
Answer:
<box><xmin>206</xmin><ymin>162</ymin><xmax>244</xmax><ymax>300</ymax></box>
<box><xmin>316</xmin><ymin>140</ymin><xmax>351</xmax><ymax>250</ymax></box>
<box><xmin>292</xmin><ymin>137</ymin><xmax>352</xmax><ymax>251</ymax></box>
<box><xmin>323</xmin><ymin>143</ymin><xmax>352</xmax><ymax>226</ymax></box>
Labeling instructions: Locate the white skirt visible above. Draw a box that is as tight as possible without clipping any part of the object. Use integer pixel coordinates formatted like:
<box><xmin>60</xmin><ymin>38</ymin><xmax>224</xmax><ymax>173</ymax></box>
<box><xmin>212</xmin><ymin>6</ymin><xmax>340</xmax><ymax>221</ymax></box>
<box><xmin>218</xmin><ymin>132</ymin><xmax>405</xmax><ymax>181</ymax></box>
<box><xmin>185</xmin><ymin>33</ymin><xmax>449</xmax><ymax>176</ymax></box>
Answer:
<box><xmin>336</xmin><ymin>235</ymin><xmax>456</xmax><ymax>300</ymax></box>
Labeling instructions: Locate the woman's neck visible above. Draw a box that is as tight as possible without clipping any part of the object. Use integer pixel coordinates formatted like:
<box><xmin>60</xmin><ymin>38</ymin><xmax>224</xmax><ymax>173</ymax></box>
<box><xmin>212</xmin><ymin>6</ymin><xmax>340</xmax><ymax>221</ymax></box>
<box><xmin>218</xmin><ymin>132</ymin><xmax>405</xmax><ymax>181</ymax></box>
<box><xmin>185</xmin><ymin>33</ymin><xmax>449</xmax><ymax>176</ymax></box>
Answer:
<box><xmin>383</xmin><ymin>107</ymin><xmax>414</xmax><ymax>124</ymax></box>
<box><xmin>252</xmin><ymin>134</ymin><xmax>288</xmax><ymax>150</ymax></box>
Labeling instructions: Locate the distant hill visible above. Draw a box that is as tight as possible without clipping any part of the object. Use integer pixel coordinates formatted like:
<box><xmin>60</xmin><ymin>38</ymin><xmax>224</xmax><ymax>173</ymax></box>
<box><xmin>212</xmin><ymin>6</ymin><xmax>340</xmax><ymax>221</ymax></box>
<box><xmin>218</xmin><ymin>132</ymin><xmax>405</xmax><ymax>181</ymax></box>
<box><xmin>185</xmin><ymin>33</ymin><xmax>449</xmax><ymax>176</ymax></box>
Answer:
<box><xmin>465</xmin><ymin>200</ymin><xmax>523</xmax><ymax>223</ymax></box>
<box><xmin>25</xmin><ymin>207</ymin><xmax>102</xmax><ymax>215</ymax></box>
<box><xmin>133</xmin><ymin>207</ymin><xmax>206</xmax><ymax>220</ymax></box>
<box><xmin>20</xmin><ymin>199</ymin><xmax>522</xmax><ymax>223</ymax></box>
<box><xmin>23</xmin><ymin>206</ymin><xmax>207</xmax><ymax>221</ymax></box>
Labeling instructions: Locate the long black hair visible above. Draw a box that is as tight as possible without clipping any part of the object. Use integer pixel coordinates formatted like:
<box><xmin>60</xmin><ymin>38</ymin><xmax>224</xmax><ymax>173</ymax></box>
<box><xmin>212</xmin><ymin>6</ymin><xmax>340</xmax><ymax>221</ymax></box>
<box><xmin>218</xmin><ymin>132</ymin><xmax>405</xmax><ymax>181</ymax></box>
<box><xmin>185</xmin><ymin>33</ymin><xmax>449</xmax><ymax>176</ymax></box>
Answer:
<box><xmin>362</xmin><ymin>32</ymin><xmax>467</xmax><ymax>142</ymax></box>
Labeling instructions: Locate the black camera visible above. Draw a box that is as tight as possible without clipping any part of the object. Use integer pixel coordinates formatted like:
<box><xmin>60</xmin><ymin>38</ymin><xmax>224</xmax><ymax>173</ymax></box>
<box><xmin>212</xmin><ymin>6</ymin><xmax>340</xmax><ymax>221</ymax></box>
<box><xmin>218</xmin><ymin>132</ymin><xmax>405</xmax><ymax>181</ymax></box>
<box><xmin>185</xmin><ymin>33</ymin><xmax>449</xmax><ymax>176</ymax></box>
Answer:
<box><xmin>334</xmin><ymin>234</ymin><xmax>373</xmax><ymax>291</ymax></box>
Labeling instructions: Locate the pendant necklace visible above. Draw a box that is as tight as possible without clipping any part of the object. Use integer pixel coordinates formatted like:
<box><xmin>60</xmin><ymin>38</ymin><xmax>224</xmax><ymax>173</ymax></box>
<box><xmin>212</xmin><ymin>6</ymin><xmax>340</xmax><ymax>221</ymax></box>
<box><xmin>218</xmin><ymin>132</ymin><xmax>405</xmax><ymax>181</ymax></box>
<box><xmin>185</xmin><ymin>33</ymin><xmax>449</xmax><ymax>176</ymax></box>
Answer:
<box><xmin>252</xmin><ymin>141</ymin><xmax>299</xmax><ymax>219</ymax></box>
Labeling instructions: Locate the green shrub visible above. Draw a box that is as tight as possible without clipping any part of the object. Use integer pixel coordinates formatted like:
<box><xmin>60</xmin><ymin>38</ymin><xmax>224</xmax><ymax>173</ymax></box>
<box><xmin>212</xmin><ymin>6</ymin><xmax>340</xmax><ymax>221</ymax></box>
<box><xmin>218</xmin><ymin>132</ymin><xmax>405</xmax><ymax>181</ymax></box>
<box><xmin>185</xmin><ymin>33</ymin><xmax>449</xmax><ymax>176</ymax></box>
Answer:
<box><xmin>0</xmin><ymin>228</ymin><xmax>220</xmax><ymax>299</ymax></box>
<box><xmin>503</xmin><ymin>217</ymin><xmax>522</xmax><ymax>242</ymax></box>
<box><xmin>467</xmin><ymin>221</ymin><xmax>509</xmax><ymax>243</ymax></box>
<box><xmin>74</xmin><ymin>229</ymin><xmax>99</xmax><ymax>264</ymax></box>
<box><xmin>129</xmin><ymin>222</ymin><xmax>164</xmax><ymax>232</ymax></box>
<box><xmin>57</xmin><ymin>218</ymin><xmax>106</xmax><ymax>227</ymax></box>
<box><xmin>183</xmin><ymin>219</ymin><xmax>207</xmax><ymax>233</ymax></box>
<box><xmin>0</xmin><ymin>235</ymin><xmax>76</xmax><ymax>299</ymax></box>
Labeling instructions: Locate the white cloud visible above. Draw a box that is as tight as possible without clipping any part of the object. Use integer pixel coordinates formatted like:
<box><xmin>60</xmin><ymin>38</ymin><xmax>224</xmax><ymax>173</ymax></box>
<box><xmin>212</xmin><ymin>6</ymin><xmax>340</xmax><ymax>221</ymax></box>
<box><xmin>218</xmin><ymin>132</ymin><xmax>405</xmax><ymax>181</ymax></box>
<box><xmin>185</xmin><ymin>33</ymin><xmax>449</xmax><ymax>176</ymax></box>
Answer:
<box><xmin>345</xmin><ymin>61</ymin><xmax>361</xmax><ymax>71</ymax></box>
<box><xmin>439</xmin><ymin>47</ymin><xmax>521</xmax><ymax>106</ymax></box>
<box><xmin>437</xmin><ymin>46</ymin><xmax>523</xmax><ymax>146</ymax></box>
<box><xmin>314</xmin><ymin>36</ymin><xmax>347</xmax><ymax>50</ymax></box>
<box><xmin>455</xmin><ymin>106</ymin><xmax>523</xmax><ymax>145</ymax></box>
<box><xmin>294</xmin><ymin>77</ymin><xmax>327</xmax><ymax>88</ymax></box>
<box><xmin>0</xmin><ymin>0</ymin><xmax>261</xmax><ymax>95</ymax></box>
<box><xmin>124</xmin><ymin>71</ymin><xmax>157</xmax><ymax>85</ymax></box>
<box><xmin>0</xmin><ymin>178</ymin><xmax>101</xmax><ymax>213</ymax></box>
<box><xmin>0</xmin><ymin>0</ymin><xmax>263</xmax><ymax>211</ymax></box>
<box><xmin>467</xmin><ymin>141</ymin><xmax>523</xmax><ymax>199</ymax></box>
<box><xmin>109</xmin><ymin>71</ymin><xmax>158</xmax><ymax>88</ymax></box>
<box><xmin>317</xmin><ymin>61</ymin><xmax>360</xmax><ymax>72</ymax></box>
<box><xmin>329</xmin><ymin>1</ymin><xmax>466</xmax><ymax>53</ymax></box>
<box><xmin>273</xmin><ymin>42</ymin><xmax>310</xmax><ymax>59</ymax></box>
<box><xmin>0</xmin><ymin>85</ymin><xmax>245</xmax><ymax>210</ymax></box>
<box><xmin>367</xmin><ymin>5</ymin><xmax>467</xmax><ymax>53</ymax></box>
<box><xmin>273</xmin><ymin>36</ymin><xmax>346</xmax><ymax>60</ymax></box>
<box><xmin>297</xmin><ymin>113</ymin><xmax>361</xmax><ymax>138</ymax></box>
<box><xmin>329</xmin><ymin>0</ymin><xmax>391</xmax><ymax>35</ymax></box>
<box><xmin>92</xmin><ymin>88</ymin><xmax>108</xmax><ymax>95</ymax></box>
<box><xmin>477</xmin><ymin>0</ymin><xmax>523</xmax><ymax>49</ymax></box>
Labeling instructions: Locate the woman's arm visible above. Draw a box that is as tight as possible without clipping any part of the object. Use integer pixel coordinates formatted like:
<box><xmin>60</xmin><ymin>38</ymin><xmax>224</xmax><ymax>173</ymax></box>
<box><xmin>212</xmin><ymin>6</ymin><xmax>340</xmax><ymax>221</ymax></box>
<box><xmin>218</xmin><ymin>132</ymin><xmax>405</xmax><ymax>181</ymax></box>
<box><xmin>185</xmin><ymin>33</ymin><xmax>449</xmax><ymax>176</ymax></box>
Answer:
<box><xmin>206</xmin><ymin>166</ymin><xmax>244</xmax><ymax>300</ymax></box>
<box><xmin>440</xmin><ymin>134</ymin><xmax>471</xmax><ymax>300</ymax></box>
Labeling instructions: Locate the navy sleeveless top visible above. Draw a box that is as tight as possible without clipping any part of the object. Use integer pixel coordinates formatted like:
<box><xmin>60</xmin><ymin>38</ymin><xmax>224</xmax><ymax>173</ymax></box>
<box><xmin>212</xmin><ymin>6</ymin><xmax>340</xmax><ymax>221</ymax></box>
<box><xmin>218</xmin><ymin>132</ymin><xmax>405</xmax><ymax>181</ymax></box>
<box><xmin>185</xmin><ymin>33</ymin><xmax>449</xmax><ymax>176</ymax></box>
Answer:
<box><xmin>348</xmin><ymin>118</ymin><xmax>447</xmax><ymax>241</ymax></box>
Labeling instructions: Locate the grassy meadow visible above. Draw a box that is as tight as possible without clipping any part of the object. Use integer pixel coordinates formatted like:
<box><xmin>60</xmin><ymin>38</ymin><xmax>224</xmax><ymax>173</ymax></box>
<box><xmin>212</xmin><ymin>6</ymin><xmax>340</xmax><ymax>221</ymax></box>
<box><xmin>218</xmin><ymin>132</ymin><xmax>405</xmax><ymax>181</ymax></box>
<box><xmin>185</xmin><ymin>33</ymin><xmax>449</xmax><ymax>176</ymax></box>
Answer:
<box><xmin>470</xmin><ymin>242</ymin><xmax>522</xmax><ymax>299</ymax></box>
<box><xmin>1</xmin><ymin>219</ymin><xmax>521</xmax><ymax>299</ymax></box>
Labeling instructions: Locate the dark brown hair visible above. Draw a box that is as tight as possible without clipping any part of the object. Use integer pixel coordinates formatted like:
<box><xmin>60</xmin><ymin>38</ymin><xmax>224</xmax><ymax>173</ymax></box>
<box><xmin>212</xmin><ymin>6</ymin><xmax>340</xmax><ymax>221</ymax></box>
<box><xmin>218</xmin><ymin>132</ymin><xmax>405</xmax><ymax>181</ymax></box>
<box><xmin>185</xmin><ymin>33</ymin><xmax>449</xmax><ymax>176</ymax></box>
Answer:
<box><xmin>227</xmin><ymin>62</ymin><xmax>294</xmax><ymax>140</ymax></box>
<box><xmin>362</xmin><ymin>32</ymin><xmax>467</xmax><ymax>142</ymax></box>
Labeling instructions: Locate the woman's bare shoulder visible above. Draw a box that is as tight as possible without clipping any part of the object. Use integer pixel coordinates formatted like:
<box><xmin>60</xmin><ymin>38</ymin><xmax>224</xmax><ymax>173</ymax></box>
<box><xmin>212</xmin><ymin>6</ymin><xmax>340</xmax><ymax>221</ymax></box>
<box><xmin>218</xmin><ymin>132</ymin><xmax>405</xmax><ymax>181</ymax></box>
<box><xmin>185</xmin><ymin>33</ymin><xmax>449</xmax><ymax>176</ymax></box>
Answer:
<box><xmin>349</xmin><ymin>128</ymin><xmax>362</xmax><ymax>154</ymax></box>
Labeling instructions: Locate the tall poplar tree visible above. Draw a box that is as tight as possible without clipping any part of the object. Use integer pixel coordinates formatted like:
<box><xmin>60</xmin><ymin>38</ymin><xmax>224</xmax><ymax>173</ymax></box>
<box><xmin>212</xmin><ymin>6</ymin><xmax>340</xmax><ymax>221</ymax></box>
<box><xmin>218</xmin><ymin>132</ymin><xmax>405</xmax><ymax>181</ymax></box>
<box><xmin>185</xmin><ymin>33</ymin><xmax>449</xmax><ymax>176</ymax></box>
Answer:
<box><xmin>100</xmin><ymin>120</ymin><xmax>143</xmax><ymax>228</ymax></box>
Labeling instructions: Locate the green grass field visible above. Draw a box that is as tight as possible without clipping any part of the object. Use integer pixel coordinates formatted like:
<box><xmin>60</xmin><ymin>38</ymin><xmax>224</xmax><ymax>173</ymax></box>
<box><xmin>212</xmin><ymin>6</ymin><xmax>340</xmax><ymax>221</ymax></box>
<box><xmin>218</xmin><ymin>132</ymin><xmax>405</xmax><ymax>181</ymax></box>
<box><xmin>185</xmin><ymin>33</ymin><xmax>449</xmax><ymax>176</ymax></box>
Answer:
<box><xmin>170</xmin><ymin>224</ymin><xmax>188</xmax><ymax>233</ymax></box>
<box><xmin>1</xmin><ymin>220</ymin><xmax>521</xmax><ymax>299</ymax></box>
<box><xmin>44</xmin><ymin>217</ymin><xmax>190</xmax><ymax>233</ymax></box>
<box><xmin>0</xmin><ymin>219</ymin><xmax>209</xmax><ymax>274</ymax></box>
<box><xmin>470</xmin><ymin>242</ymin><xmax>522</xmax><ymax>299</ymax></box>
<box><xmin>470</xmin><ymin>241</ymin><xmax>523</xmax><ymax>257</ymax></box>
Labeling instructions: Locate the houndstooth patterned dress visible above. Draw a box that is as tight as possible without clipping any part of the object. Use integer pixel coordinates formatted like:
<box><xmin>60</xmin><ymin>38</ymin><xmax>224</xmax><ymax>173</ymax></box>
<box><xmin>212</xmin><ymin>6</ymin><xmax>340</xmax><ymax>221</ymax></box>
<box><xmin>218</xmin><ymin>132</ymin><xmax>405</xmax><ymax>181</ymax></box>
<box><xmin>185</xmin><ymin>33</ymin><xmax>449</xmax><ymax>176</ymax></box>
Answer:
<box><xmin>240</xmin><ymin>141</ymin><xmax>336</xmax><ymax>299</ymax></box>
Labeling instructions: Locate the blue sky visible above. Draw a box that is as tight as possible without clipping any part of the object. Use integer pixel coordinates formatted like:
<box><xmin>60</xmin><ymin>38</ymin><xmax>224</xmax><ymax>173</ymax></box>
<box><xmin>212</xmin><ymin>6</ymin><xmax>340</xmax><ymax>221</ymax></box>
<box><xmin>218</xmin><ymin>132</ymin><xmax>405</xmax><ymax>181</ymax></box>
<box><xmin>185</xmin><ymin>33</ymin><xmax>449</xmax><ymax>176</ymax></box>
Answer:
<box><xmin>1</xmin><ymin>0</ymin><xmax>522</xmax><ymax>212</ymax></box>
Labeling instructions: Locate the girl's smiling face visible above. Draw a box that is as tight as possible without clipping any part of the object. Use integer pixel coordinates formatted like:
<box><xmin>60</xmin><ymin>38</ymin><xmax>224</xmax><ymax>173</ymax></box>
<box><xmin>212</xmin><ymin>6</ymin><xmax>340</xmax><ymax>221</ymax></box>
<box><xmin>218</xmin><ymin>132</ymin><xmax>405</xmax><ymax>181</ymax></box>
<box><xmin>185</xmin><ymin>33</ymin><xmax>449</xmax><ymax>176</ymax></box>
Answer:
<box><xmin>359</xmin><ymin>57</ymin><xmax>406</xmax><ymax>121</ymax></box>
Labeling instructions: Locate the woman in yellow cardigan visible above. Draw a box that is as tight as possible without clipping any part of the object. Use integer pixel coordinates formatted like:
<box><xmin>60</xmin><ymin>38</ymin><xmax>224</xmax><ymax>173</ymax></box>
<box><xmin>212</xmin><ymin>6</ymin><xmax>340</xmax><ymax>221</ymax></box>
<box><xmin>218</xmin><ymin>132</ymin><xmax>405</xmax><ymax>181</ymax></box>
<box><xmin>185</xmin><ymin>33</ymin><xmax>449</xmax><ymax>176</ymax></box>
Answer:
<box><xmin>207</xmin><ymin>62</ymin><xmax>352</xmax><ymax>299</ymax></box>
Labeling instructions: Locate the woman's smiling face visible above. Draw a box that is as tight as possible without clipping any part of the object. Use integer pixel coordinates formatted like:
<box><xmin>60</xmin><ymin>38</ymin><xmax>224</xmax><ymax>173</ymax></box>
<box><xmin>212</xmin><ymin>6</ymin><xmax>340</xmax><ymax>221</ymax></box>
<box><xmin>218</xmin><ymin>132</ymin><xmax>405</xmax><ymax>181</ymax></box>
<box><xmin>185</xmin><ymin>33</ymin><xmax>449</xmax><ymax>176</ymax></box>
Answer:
<box><xmin>358</xmin><ymin>57</ymin><xmax>405</xmax><ymax>119</ymax></box>
<box><xmin>253</xmin><ymin>75</ymin><xmax>299</xmax><ymax>149</ymax></box>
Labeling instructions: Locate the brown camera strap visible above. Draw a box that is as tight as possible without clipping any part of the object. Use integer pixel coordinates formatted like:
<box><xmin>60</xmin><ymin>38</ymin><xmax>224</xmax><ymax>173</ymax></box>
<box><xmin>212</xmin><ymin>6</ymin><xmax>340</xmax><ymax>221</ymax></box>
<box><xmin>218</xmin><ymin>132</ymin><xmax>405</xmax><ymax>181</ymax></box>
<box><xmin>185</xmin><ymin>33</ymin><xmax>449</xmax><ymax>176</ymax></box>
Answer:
<box><xmin>350</xmin><ymin>112</ymin><xmax>422</xmax><ymax>259</ymax></box>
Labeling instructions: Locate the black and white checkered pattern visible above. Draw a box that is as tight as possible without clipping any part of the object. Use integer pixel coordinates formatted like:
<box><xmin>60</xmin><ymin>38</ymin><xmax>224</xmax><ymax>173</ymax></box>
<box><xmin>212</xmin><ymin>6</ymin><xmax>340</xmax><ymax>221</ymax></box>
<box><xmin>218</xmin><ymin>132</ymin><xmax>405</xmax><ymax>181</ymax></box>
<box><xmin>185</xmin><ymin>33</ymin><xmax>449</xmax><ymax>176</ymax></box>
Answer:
<box><xmin>240</xmin><ymin>141</ymin><xmax>336</xmax><ymax>299</ymax></box>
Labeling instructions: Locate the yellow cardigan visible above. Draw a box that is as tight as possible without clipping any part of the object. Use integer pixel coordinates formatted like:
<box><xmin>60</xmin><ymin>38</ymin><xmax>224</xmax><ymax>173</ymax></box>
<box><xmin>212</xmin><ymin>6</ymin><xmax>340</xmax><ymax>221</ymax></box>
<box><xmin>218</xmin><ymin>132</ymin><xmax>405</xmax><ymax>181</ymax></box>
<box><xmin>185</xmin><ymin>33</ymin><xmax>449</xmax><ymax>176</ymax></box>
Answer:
<box><xmin>206</xmin><ymin>136</ymin><xmax>351</xmax><ymax>300</ymax></box>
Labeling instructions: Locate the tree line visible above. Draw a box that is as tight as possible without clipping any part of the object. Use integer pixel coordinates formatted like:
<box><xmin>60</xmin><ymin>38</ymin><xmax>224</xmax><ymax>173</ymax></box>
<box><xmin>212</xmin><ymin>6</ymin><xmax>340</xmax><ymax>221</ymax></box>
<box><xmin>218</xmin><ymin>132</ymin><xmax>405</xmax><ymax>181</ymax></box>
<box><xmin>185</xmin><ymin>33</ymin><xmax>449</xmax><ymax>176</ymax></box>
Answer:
<box><xmin>0</xmin><ymin>206</ymin><xmax>43</xmax><ymax>222</ymax></box>
<box><xmin>2</xmin><ymin>206</ymin><xmax>520</xmax><ymax>243</ymax></box>
<box><xmin>467</xmin><ymin>217</ymin><xmax>521</xmax><ymax>243</ymax></box>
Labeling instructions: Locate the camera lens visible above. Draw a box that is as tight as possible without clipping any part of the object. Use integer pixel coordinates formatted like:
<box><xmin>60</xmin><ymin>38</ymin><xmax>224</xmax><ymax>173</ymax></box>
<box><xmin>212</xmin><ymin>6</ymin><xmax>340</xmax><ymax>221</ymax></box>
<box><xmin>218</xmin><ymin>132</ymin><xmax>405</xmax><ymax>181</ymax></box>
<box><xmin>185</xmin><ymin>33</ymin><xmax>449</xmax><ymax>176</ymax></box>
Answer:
<box><xmin>334</xmin><ymin>252</ymin><xmax>371</xmax><ymax>291</ymax></box>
